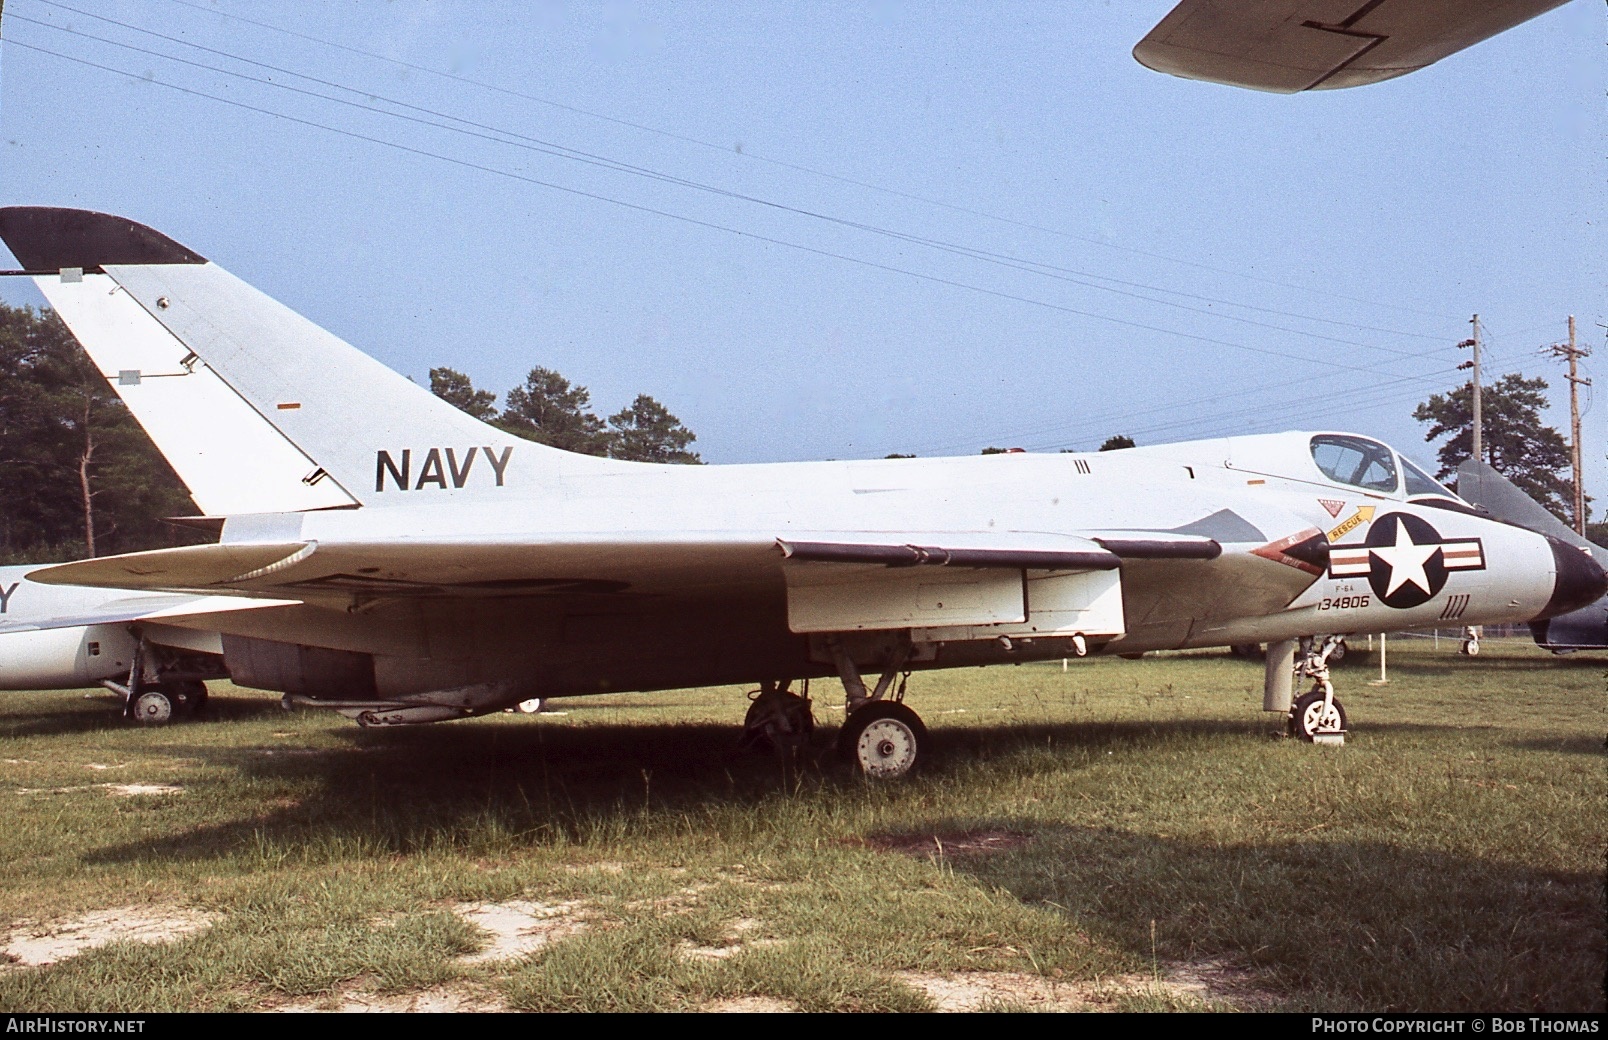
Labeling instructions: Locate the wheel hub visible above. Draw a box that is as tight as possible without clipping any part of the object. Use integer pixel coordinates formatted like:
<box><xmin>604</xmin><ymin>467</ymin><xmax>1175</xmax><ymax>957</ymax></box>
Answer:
<box><xmin>857</xmin><ymin>719</ymin><xmax>916</xmax><ymax>778</ymax></box>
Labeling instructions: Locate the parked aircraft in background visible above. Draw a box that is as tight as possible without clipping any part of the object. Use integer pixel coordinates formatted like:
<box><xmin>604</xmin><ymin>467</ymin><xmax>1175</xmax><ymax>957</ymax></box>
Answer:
<box><xmin>0</xmin><ymin>564</ymin><xmax>294</xmax><ymax>723</ymax></box>
<box><xmin>0</xmin><ymin>208</ymin><xmax>1601</xmax><ymax>773</ymax></box>
<box><xmin>1457</xmin><ymin>459</ymin><xmax>1608</xmax><ymax>654</ymax></box>
<box><xmin>1135</xmin><ymin>0</ymin><xmax>1574</xmax><ymax>93</ymax></box>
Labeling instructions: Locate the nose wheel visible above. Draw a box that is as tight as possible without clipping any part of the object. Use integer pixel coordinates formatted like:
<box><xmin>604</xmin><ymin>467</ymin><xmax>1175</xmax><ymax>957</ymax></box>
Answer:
<box><xmin>131</xmin><ymin>689</ymin><xmax>175</xmax><ymax>725</ymax></box>
<box><xmin>1289</xmin><ymin>635</ymin><xmax>1348</xmax><ymax>744</ymax></box>
<box><xmin>1289</xmin><ymin>690</ymin><xmax>1347</xmax><ymax>741</ymax></box>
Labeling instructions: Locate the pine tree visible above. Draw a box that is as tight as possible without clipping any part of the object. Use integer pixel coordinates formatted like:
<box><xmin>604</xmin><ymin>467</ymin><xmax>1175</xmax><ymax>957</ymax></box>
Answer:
<box><xmin>606</xmin><ymin>394</ymin><xmax>701</xmax><ymax>464</ymax></box>
<box><xmin>1413</xmin><ymin>374</ymin><xmax>1574</xmax><ymax>522</ymax></box>
<box><xmin>497</xmin><ymin>367</ymin><xmax>612</xmax><ymax>456</ymax></box>
<box><xmin>428</xmin><ymin>366</ymin><xmax>498</xmax><ymax>421</ymax></box>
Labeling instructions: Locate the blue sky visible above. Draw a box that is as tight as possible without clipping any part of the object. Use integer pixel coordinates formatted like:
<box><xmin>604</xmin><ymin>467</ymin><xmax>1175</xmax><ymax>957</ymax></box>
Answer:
<box><xmin>1</xmin><ymin>2</ymin><xmax>1601</xmax><ymax>511</ymax></box>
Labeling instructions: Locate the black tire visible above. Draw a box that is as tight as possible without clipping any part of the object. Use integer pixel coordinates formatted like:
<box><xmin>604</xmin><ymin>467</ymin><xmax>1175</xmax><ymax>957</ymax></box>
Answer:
<box><xmin>168</xmin><ymin>680</ymin><xmax>208</xmax><ymax>718</ymax></box>
<box><xmin>837</xmin><ymin>701</ymin><xmax>927</xmax><ymax>779</ymax></box>
<box><xmin>1290</xmin><ymin>690</ymin><xmax>1346</xmax><ymax>742</ymax></box>
<box><xmin>740</xmin><ymin>690</ymin><xmax>814</xmax><ymax>754</ymax></box>
<box><xmin>130</xmin><ymin>689</ymin><xmax>175</xmax><ymax>726</ymax></box>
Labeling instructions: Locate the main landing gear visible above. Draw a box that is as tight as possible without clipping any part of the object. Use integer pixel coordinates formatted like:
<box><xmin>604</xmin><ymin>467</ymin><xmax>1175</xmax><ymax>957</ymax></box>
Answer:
<box><xmin>1289</xmin><ymin>635</ymin><xmax>1347</xmax><ymax>744</ymax></box>
<box><xmin>738</xmin><ymin>679</ymin><xmax>815</xmax><ymax>758</ymax></box>
<box><xmin>828</xmin><ymin>637</ymin><xmax>927</xmax><ymax>779</ymax></box>
<box><xmin>1459</xmin><ymin>625</ymin><xmax>1481</xmax><ymax>657</ymax></box>
<box><xmin>738</xmin><ymin>641</ymin><xmax>930</xmax><ymax>779</ymax></box>
<box><xmin>103</xmin><ymin>640</ymin><xmax>212</xmax><ymax>726</ymax></box>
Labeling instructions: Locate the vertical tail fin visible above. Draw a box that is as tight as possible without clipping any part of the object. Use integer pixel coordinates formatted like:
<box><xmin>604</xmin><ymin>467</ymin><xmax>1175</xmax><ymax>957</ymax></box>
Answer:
<box><xmin>0</xmin><ymin>207</ymin><xmax>619</xmax><ymax>513</ymax></box>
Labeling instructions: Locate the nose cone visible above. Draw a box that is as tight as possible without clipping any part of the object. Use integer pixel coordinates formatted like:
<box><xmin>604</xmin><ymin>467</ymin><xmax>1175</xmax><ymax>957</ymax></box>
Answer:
<box><xmin>1536</xmin><ymin>537</ymin><xmax>1608</xmax><ymax>620</ymax></box>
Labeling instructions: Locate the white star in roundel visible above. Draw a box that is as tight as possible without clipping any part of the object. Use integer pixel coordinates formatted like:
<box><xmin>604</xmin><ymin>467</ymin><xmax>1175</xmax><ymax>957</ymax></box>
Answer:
<box><xmin>1369</xmin><ymin>520</ymin><xmax>1440</xmax><ymax>598</ymax></box>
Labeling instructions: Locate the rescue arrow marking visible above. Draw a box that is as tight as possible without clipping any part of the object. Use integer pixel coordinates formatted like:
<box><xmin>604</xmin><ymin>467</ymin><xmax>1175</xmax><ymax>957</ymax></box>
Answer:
<box><xmin>1327</xmin><ymin>505</ymin><xmax>1375</xmax><ymax>543</ymax></box>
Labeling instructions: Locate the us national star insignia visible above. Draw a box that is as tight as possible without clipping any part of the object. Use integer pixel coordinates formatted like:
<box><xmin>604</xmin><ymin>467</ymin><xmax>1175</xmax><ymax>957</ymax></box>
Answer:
<box><xmin>1327</xmin><ymin>513</ymin><xmax>1485</xmax><ymax>609</ymax></box>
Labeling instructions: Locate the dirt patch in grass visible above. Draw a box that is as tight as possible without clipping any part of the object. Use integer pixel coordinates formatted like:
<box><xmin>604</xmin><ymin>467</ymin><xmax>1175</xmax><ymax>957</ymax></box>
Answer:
<box><xmin>855</xmin><ymin>828</ymin><xmax>1034</xmax><ymax>859</ymax></box>
<box><xmin>1103</xmin><ymin>958</ymin><xmax>1279</xmax><ymax>1009</ymax></box>
<box><xmin>15</xmin><ymin>783</ymin><xmax>184</xmax><ymax>797</ymax></box>
<box><xmin>899</xmin><ymin>959</ymin><xmax>1274</xmax><ymax>1011</ymax></box>
<box><xmin>702</xmin><ymin>996</ymin><xmax>795</xmax><ymax>1013</ymax></box>
<box><xmin>620</xmin><ymin>880</ymin><xmax>717</xmax><ymax>915</ymax></box>
<box><xmin>2</xmin><ymin>906</ymin><xmax>213</xmax><ymax>968</ymax></box>
<box><xmin>676</xmin><ymin>917</ymin><xmax>779</xmax><ymax>962</ymax></box>
<box><xmin>900</xmin><ymin>970</ymin><xmax>1085</xmax><ymax>1011</ymax></box>
<box><xmin>453</xmin><ymin>900</ymin><xmax>591</xmax><ymax>963</ymax></box>
<box><xmin>562</xmin><ymin>861</ymin><xmax>626</xmax><ymax>875</ymax></box>
<box><xmin>274</xmin><ymin>983</ymin><xmax>508</xmax><ymax>1013</ymax></box>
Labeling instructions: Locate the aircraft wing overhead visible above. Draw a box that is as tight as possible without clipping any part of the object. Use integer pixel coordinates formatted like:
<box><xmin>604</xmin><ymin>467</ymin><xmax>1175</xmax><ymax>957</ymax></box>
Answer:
<box><xmin>1134</xmin><ymin>0</ymin><xmax>1572</xmax><ymax>93</ymax></box>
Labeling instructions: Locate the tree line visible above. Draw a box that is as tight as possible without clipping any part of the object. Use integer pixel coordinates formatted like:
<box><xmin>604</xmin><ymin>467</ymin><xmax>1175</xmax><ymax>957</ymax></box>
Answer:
<box><xmin>0</xmin><ymin>302</ymin><xmax>703</xmax><ymax>564</ymax></box>
<box><xmin>0</xmin><ymin>303</ymin><xmax>197</xmax><ymax>564</ymax></box>
<box><xmin>428</xmin><ymin>366</ymin><xmax>700</xmax><ymax>464</ymax></box>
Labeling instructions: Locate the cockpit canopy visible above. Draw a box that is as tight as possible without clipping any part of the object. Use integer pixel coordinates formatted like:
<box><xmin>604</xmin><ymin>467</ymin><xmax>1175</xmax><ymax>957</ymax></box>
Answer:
<box><xmin>1309</xmin><ymin>433</ymin><xmax>1455</xmax><ymax>500</ymax></box>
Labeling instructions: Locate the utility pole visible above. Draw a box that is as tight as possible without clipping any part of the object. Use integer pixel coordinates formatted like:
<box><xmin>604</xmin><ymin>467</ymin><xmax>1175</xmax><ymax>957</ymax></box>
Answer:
<box><xmin>1458</xmin><ymin>315</ymin><xmax>1482</xmax><ymax>464</ymax></box>
<box><xmin>1543</xmin><ymin>315</ymin><xmax>1591</xmax><ymax>534</ymax></box>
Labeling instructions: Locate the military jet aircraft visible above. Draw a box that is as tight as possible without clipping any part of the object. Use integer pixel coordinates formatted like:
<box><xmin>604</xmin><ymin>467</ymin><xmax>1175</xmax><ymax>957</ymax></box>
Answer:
<box><xmin>0</xmin><ymin>207</ymin><xmax>1601</xmax><ymax>774</ymax></box>
<box><xmin>1134</xmin><ymin>0</ymin><xmax>1574</xmax><ymax>93</ymax></box>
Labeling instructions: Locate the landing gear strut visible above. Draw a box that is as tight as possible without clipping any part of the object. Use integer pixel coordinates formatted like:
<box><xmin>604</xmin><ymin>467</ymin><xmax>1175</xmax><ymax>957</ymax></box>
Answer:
<box><xmin>828</xmin><ymin>637</ymin><xmax>926</xmax><ymax>778</ymax></box>
<box><xmin>1460</xmin><ymin>625</ymin><xmax>1481</xmax><ymax>657</ymax></box>
<box><xmin>1289</xmin><ymin>635</ymin><xmax>1347</xmax><ymax>743</ymax></box>
<box><xmin>104</xmin><ymin>639</ymin><xmax>211</xmax><ymax>726</ymax></box>
<box><xmin>738</xmin><ymin>679</ymin><xmax>814</xmax><ymax>757</ymax></box>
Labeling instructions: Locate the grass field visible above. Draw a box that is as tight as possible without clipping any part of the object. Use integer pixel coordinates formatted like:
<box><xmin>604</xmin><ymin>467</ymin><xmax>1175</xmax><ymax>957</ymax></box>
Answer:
<box><xmin>0</xmin><ymin>638</ymin><xmax>1601</xmax><ymax>1012</ymax></box>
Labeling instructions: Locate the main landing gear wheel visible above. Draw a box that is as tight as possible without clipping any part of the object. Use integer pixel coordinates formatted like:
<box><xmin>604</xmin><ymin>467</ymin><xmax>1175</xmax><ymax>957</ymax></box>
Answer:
<box><xmin>740</xmin><ymin>686</ymin><xmax>815</xmax><ymax>756</ymax></box>
<box><xmin>515</xmin><ymin>698</ymin><xmax>545</xmax><ymax>714</ymax></box>
<box><xmin>167</xmin><ymin>680</ymin><xmax>207</xmax><ymax>718</ymax></box>
<box><xmin>1461</xmin><ymin>639</ymin><xmax>1480</xmax><ymax>657</ymax></box>
<box><xmin>1289</xmin><ymin>690</ymin><xmax>1347</xmax><ymax>742</ymax></box>
<box><xmin>838</xmin><ymin>701</ymin><xmax>927</xmax><ymax>779</ymax></box>
<box><xmin>131</xmin><ymin>689</ymin><xmax>175</xmax><ymax>726</ymax></box>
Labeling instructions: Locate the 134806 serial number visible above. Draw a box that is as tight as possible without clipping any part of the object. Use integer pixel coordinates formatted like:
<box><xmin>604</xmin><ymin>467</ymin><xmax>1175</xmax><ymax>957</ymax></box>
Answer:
<box><xmin>1320</xmin><ymin>595</ymin><xmax>1371</xmax><ymax>610</ymax></box>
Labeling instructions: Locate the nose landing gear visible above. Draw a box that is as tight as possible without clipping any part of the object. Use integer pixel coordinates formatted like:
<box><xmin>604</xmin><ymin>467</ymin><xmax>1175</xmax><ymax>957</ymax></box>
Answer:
<box><xmin>1289</xmin><ymin>635</ymin><xmax>1348</xmax><ymax>744</ymax></box>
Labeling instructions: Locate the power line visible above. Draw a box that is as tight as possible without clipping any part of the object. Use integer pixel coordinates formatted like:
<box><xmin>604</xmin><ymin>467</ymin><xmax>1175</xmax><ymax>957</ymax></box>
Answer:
<box><xmin>143</xmin><ymin>0</ymin><xmax>1466</xmax><ymax>324</ymax></box>
<box><xmin>15</xmin><ymin>4</ymin><xmax>1457</xmax><ymax>360</ymax></box>
<box><xmin>906</xmin><ymin>367</ymin><xmax>1457</xmax><ymax>456</ymax></box>
<box><xmin>5</xmin><ymin>37</ymin><xmax>1451</xmax><ymax>383</ymax></box>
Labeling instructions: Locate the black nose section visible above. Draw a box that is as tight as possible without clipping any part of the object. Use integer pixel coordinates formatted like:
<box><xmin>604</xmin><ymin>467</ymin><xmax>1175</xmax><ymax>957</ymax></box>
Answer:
<box><xmin>1536</xmin><ymin>537</ymin><xmax>1607</xmax><ymax>620</ymax></box>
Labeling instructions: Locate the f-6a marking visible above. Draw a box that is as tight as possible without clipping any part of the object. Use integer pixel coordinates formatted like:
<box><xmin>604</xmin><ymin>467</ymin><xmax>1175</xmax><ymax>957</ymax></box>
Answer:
<box><xmin>0</xmin><ymin>208</ymin><xmax>1601</xmax><ymax>772</ymax></box>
